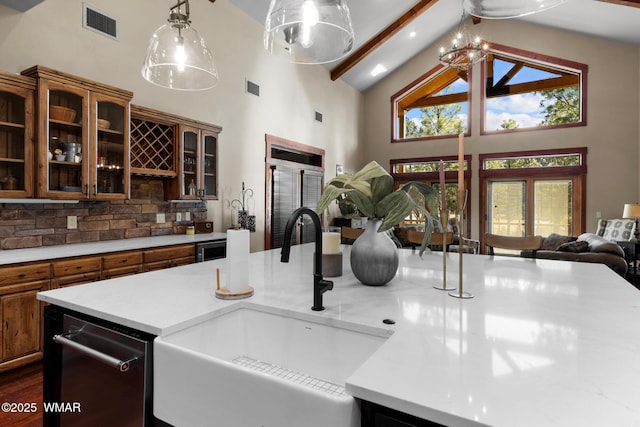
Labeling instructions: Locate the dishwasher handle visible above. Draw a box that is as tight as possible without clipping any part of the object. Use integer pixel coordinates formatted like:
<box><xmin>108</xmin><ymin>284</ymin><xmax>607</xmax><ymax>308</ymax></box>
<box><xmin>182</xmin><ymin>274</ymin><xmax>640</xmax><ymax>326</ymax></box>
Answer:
<box><xmin>53</xmin><ymin>332</ymin><xmax>138</xmax><ymax>372</ymax></box>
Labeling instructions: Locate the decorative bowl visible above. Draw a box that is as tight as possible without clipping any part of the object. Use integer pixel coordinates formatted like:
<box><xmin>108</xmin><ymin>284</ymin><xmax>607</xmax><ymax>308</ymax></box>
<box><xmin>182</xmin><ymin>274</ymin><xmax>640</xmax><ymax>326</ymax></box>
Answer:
<box><xmin>55</xmin><ymin>155</ymin><xmax>66</xmax><ymax>161</ymax></box>
<box><xmin>50</xmin><ymin>105</ymin><xmax>76</xmax><ymax>122</ymax></box>
<box><xmin>97</xmin><ymin>118</ymin><xmax>111</xmax><ymax>130</ymax></box>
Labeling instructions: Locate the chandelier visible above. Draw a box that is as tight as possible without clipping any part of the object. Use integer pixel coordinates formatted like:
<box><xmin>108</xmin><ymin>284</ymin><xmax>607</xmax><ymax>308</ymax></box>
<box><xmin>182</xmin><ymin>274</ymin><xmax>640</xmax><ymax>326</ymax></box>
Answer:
<box><xmin>141</xmin><ymin>0</ymin><xmax>219</xmax><ymax>91</ymax></box>
<box><xmin>438</xmin><ymin>12</ymin><xmax>488</xmax><ymax>70</ymax></box>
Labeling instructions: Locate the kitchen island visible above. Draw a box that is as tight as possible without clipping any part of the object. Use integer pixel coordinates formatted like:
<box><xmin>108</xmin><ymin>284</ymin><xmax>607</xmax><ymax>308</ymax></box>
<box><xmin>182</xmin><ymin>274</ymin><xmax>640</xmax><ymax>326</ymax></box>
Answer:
<box><xmin>37</xmin><ymin>244</ymin><xmax>640</xmax><ymax>426</ymax></box>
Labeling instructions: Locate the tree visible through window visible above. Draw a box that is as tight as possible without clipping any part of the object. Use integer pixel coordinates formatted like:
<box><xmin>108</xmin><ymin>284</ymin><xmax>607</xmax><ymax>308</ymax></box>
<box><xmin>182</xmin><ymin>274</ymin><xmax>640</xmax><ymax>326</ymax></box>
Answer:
<box><xmin>483</xmin><ymin>44</ymin><xmax>587</xmax><ymax>133</ymax></box>
<box><xmin>392</xmin><ymin>66</ymin><xmax>470</xmax><ymax>140</ymax></box>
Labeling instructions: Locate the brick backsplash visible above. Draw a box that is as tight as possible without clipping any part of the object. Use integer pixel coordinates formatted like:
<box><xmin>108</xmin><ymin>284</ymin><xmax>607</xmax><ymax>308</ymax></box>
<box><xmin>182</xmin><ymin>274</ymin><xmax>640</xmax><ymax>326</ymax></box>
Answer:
<box><xmin>0</xmin><ymin>178</ymin><xmax>208</xmax><ymax>250</ymax></box>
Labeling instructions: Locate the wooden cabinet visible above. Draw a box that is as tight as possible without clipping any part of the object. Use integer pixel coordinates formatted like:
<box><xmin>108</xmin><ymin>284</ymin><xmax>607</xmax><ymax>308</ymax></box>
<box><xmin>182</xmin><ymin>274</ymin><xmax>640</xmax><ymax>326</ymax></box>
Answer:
<box><xmin>177</xmin><ymin>124</ymin><xmax>219</xmax><ymax>200</ymax></box>
<box><xmin>143</xmin><ymin>244</ymin><xmax>195</xmax><ymax>271</ymax></box>
<box><xmin>0</xmin><ymin>262</ymin><xmax>50</xmax><ymax>372</ymax></box>
<box><xmin>0</xmin><ymin>72</ymin><xmax>35</xmax><ymax>198</ymax></box>
<box><xmin>0</xmin><ymin>66</ymin><xmax>221</xmax><ymax>202</ymax></box>
<box><xmin>130</xmin><ymin>105</ymin><xmax>177</xmax><ymax>177</ymax></box>
<box><xmin>130</xmin><ymin>104</ymin><xmax>221</xmax><ymax>201</ymax></box>
<box><xmin>1</xmin><ymin>243</ymin><xmax>196</xmax><ymax>372</ymax></box>
<box><xmin>102</xmin><ymin>251</ymin><xmax>143</xmax><ymax>279</ymax></box>
<box><xmin>21</xmin><ymin>65</ymin><xmax>132</xmax><ymax>200</ymax></box>
<box><xmin>51</xmin><ymin>256</ymin><xmax>101</xmax><ymax>288</ymax></box>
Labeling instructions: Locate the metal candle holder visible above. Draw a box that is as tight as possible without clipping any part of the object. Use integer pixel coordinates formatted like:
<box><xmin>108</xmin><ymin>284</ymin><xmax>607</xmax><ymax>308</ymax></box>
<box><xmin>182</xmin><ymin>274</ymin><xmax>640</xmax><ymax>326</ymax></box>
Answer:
<box><xmin>230</xmin><ymin>182</ymin><xmax>255</xmax><ymax>232</ymax></box>
<box><xmin>433</xmin><ymin>208</ymin><xmax>456</xmax><ymax>291</ymax></box>
<box><xmin>449</xmin><ymin>190</ymin><xmax>473</xmax><ymax>299</ymax></box>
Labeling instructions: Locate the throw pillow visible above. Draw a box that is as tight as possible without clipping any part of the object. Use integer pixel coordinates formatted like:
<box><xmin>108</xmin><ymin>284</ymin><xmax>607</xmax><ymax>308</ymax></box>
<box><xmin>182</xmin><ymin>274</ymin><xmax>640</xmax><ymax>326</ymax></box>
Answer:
<box><xmin>578</xmin><ymin>233</ymin><xmax>626</xmax><ymax>257</ymax></box>
<box><xmin>599</xmin><ymin>219</ymin><xmax>636</xmax><ymax>241</ymax></box>
<box><xmin>541</xmin><ymin>233</ymin><xmax>576</xmax><ymax>251</ymax></box>
<box><xmin>556</xmin><ymin>240</ymin><xmax>589</xmax><ymax>253</ymax></box>
<box><xmin>595</xmin><ymin>219</ymin><xmax>610</xmax><ymax>237</ymax></box>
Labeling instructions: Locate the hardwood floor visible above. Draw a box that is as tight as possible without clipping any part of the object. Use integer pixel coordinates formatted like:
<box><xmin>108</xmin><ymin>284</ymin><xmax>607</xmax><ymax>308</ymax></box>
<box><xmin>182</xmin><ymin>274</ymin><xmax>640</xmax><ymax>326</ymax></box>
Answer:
<box><xmin>0</xmin><ymin>362</ymin><xmax>43</xmax><ymax>427</ymax></box>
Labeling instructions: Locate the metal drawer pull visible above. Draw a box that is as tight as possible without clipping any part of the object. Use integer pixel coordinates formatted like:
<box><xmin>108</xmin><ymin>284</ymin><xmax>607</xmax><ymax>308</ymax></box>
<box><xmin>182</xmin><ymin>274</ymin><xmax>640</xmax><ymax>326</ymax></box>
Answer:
<box><xmin>53</xmin><ymin>333</ymin><xmax>138</xmax><ymax>372</ymax></box>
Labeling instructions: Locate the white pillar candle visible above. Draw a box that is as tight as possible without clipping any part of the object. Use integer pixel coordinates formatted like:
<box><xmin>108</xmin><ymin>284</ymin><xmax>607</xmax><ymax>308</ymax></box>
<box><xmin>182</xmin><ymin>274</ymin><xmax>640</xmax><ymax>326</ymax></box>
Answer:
<box><xmin>322</xmin><ymin>228</ymin><xmax>341</xmax><ymax>254</ymax></box>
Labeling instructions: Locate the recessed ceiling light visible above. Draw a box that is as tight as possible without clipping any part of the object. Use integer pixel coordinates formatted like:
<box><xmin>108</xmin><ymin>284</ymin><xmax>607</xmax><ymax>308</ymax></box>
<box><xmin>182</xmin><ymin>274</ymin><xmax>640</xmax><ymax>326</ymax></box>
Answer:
<box><xmin>371</xmin><ymin>64</ymin><xmax>387</xmax><ymax>77</ymax></box>
<box><xmin>409</xmin><ymin>31</ymin><xmax>416</xmax><ymax>38</ymax></box>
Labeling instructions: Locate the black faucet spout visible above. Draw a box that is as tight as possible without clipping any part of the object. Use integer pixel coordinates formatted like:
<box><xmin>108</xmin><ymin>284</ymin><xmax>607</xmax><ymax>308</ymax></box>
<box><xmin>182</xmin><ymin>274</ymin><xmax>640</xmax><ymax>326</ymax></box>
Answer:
<box><xmin>280</xmin><ymin>207</ymin><xmax>333</xmax><ymax>311</ymax></box>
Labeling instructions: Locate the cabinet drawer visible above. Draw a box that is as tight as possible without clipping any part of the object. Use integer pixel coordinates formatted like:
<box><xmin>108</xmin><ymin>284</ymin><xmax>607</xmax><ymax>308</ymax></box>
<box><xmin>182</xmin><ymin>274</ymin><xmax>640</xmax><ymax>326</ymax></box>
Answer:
<box><xmin>0</xmin><ymin>262</ymin><xmax>50</xmax><ymax>286</ymax></box>
<box><xmin>102</xmin><ymin>265</ymin><xmax>143</xmax><ymax>280</ymax></box>
<box><xmin>143</xmin><ymin>260</ymin><xmax>173</xmax><ymax>272</ymax></box>
<box><xmin>173</xmin><ymin>256</ymin><xmax>194</xmax><ymax>268</ymax></box>
<box><xmin>102</xmin><ymin>252</ymin><xmax>143</xmax><ymax>270</ymax></box>
<box><xmin>52</xmin><ymin>256</ymin><xmax>101</xmax><ymax>277</ymax></box>
<box><xmin>143</xmin><ymin>245</ymin><xmax>194</xmax><ymax>263</ymax></box>
<box><xmin>51</xmin><ymin>272</ymin><xmax>101</xmax><ymax>288</ymax></box>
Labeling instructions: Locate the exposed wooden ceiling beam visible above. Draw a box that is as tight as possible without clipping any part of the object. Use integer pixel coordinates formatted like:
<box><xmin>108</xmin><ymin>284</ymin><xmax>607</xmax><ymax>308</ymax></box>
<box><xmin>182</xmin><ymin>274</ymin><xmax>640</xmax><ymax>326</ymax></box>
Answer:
<box><xmin>330</xmin><ymin>0</ymin><xmax>439</xmax><ymax>82</ymax></box>
<box><xmin>397</xmin><ymin>68</ymin><xmax>466</xmax><ymax>111</ymax></box>
<box><xmin>597</xmin><ymin>0</ymin><xmax>640</xmax><ymax>8</ymax></box>
<box><xmin>487</xmin><ymin>75</ymin><xmax>580</xmax><ymax>99</ymax></box>
<box><xmin>403</xmin><ymin>92</ymin><xmax>469</xmax><ymax>111</ymax></box>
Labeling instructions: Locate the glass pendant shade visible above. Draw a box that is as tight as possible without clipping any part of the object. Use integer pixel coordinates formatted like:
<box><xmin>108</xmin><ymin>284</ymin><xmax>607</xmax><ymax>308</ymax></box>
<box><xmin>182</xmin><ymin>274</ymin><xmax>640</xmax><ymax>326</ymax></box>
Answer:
<box><xmin>463</xmin><ymin>0</ymin><xmax>567</xmax><ymax>19</ymax></box>
<box><xmin>142</xmin><ymin>2</ymin><xmax>219</xmax><ymax>91</ymax></box>
<box><xmin>264</xmin><ymin>0</ymin><xmax>355</xmax><ymax>64</ymax></box>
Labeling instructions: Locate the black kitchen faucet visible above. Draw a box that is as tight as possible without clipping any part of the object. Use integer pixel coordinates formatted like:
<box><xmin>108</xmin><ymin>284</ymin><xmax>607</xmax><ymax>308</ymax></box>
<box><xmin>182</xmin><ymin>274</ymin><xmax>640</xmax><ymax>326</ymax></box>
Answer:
<box><xmin>280</xmin><ymin>207</ymin><xmax>333</xmax><ymax>311</ymax></box>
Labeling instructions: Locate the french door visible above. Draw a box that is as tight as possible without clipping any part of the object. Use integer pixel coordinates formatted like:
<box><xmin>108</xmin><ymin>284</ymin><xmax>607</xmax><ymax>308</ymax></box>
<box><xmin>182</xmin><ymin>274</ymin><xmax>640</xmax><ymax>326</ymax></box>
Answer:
<box><xmin>487</xmin><ymin>179</ymin><xmax>573</xmax><ymax>238</ymax></box>
<box><xmin>480</xmin><ymin>148</ymin><xmax>587</xmax><ymax>254</ymax></box>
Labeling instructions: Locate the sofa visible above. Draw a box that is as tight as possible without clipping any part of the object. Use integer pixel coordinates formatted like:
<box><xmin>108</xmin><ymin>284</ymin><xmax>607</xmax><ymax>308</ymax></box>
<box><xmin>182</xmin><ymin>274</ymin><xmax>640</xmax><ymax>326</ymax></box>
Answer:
<box><xmin>521</xmin><ymin>232</ymin><xmax>628</xmax><ymax>276</ymax></box>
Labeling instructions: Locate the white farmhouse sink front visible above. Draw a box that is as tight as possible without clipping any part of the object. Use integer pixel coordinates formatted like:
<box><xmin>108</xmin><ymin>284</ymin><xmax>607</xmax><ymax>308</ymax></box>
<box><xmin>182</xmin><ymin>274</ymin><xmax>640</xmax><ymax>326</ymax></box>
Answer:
<box><xmin>154</xmin><ymin>303</ymin><xmax>392</xmax><ymax>427</ymax></box>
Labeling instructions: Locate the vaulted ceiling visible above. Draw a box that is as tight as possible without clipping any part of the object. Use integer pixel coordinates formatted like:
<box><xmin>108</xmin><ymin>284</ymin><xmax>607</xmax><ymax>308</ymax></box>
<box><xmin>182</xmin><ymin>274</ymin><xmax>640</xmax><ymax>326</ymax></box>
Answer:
<box><xmin>228</xmin><ymin>0</ymin><xmax>640</xmax><ymax>92</ymax></box>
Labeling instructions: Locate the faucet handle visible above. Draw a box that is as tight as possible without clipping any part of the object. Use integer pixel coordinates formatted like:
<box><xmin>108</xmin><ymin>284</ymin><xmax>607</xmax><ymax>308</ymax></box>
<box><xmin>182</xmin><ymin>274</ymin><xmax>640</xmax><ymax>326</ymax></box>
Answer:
<box><xmin>319</xmin><ymin>279</ymin><xmax>333</xmax><ymax>292</ymax></box>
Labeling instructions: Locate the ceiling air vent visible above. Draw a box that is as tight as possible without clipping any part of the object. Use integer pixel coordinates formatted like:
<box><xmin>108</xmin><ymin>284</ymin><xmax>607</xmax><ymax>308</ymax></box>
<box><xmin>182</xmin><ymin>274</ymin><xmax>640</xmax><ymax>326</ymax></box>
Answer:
<box><xmin>83</xmin><ymin>3</ymin><xmax>117</xmax><ymax>40</ymax></box>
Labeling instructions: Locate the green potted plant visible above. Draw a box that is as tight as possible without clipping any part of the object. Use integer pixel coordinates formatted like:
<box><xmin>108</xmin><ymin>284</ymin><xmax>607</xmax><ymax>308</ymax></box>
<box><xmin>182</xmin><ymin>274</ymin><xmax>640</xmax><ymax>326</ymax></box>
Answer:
<box><xmin>316</xmin><ymin>161</ymin><xmax>440</xmax><ymax>285</ymax></box>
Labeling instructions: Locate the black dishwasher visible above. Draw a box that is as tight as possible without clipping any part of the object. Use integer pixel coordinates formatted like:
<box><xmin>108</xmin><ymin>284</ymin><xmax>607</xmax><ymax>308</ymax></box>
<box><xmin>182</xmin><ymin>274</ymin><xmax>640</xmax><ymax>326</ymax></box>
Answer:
<box><xmin>43</xmin><ymin>306</ymin><xmax>156</xmax><ymax>427</ymax></box>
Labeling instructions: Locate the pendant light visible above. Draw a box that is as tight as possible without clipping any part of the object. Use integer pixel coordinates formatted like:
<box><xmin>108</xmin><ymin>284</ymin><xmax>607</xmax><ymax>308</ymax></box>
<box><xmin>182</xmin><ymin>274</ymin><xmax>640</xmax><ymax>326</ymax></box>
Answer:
<box><xmin>264</xmin><ymin>0</ymin><xmax>355</xmax><ymax>64</ymax></box>
<box><xmin>463</xmin><ymin>0</ymin><xmax>568</xmax><ymax>19</ymax></box>
<box><xmin>142</xmin><ymin>0</ymin><xmax>219</xmax><ymax>91</ymax></box>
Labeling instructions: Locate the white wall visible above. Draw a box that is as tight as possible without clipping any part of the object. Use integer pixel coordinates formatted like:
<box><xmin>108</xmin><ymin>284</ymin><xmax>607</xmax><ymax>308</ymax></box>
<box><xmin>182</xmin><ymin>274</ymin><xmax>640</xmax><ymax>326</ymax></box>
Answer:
<box><xmin>0</xmin><ymin>0</ymin><xmax>363</xmax><ymax>251</ymax></box>
<box><xmin>363</xmin><ymin>19</ymin><xmax>640</xmax><ymax>238</ymax></box>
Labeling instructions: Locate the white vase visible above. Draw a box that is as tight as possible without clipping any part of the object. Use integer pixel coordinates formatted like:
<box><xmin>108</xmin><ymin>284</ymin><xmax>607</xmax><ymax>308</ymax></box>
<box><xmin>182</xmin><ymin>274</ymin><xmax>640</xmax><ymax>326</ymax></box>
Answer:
<box><xmin>350</xmin><ymin>219</ymin><xmax>399</xmax><ymax>286</ymax></box>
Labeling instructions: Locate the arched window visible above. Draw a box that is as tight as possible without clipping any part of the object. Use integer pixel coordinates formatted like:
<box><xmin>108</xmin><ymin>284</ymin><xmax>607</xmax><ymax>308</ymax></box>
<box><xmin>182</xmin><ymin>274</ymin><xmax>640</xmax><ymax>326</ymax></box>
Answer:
<box><xmin>391</xmin><ymin>65</ymin><xmax>471</xmax><ymax>141</ymax></box>
<box><xmin>482</xmin><ymin>43</ymin><xmax>588</xmax><ymax>134</ymax></box>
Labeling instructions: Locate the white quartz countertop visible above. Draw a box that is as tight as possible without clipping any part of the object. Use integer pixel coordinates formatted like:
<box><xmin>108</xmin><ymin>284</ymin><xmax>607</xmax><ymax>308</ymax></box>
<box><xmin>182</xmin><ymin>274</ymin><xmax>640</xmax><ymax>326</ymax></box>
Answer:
<box><xmin>37</xmin><ymin>244</ymin><xmax>640</xmax><ymax>426</ymax></box>
<box><xmin>0</xmin><ymin>233</ymin><xmax>226</xmax><ymax>265</ymax></box>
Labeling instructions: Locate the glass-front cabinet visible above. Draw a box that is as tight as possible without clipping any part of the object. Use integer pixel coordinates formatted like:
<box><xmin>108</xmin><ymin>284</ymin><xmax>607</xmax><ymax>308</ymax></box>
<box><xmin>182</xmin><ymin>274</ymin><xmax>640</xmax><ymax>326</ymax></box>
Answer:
<box><xmin>178</xmin><ymin>124</ymin><xmax>219</xmax><ymax>200</ymax></box>
<box><xmin>22</xmin><ymin>66</ymin><xmax>132</xmax><ymax>200</ymax></box>
<box><xmin>0</xmin><ymin>73</ymin><xmax>35</xmax><ymax>198</ymax></box>
<box><xmin>92</xmin><ymin>95</ymin><xmax>129</xmax><ymax>198</ymax></box>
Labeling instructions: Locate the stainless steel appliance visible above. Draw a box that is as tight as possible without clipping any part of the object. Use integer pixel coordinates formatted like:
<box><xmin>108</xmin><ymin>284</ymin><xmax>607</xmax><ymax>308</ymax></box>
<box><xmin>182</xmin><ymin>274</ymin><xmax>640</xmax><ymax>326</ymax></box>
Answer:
<box><xmin>44</xmin><ymin>307</ymin><xmax>155</xmax><ymax>427</ymax></box>
<box><xmin>195</xmin><ymin>238</ymin><xmax>226</xmax><ymax>262</ymax></box>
